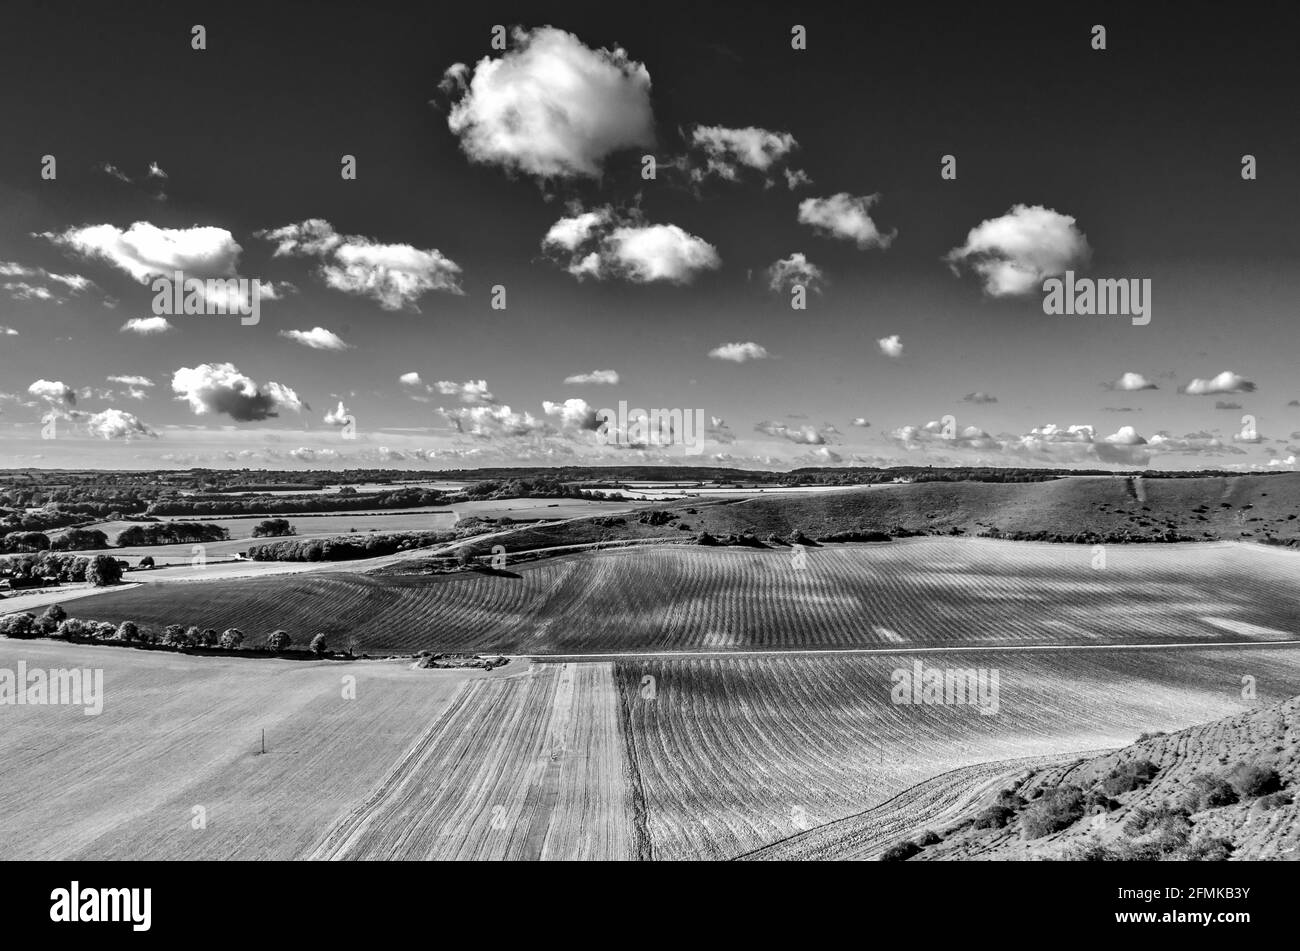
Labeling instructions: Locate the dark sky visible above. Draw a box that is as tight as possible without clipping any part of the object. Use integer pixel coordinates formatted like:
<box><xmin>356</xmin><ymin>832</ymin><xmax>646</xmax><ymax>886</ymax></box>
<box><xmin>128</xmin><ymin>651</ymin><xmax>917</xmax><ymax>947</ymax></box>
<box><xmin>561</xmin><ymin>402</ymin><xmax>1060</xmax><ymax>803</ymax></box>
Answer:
<box><xmin>1</xmin><ymin>1</ymin><xmax>1297</xmax><ymax>469</ymax></box>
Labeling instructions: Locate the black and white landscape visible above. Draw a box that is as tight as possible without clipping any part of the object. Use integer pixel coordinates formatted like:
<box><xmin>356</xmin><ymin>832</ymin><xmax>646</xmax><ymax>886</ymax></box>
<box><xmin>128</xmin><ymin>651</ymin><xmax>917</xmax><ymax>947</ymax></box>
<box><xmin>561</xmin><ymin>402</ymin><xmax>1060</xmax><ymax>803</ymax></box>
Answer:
<box><xmin>1</xmin><ymin>1</ymin><xmax>1298</xmax><ymax>877</ymax></box>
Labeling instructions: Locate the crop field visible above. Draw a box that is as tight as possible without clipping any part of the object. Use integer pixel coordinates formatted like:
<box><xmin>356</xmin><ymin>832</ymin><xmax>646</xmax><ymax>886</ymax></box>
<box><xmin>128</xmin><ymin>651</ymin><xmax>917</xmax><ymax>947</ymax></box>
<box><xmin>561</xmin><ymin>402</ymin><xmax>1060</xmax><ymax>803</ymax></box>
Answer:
<box><xmin>0</xmin><ymin>639</ymin><xmax>517</xmax><ymax>859</ymax></box>
<box><xmin>613</xmin><ymin>647</ymin><xmax>1300</xmax><ymax>860</ymax></box>
<box><xmin>66</xmin><ymin>539</ymin><xmax>1300</xmax><ymax>655</ymax></box>
<box><xmin>312</xmin><ymin>662</ymin><xmax>637</xmax><ymax>860</ymax></box>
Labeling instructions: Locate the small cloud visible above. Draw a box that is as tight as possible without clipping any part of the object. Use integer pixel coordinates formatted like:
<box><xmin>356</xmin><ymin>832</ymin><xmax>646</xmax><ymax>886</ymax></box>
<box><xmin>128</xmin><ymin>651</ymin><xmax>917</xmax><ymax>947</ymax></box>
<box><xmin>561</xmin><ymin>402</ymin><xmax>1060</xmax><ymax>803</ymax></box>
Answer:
<box><xmin>797</xmin><ymin>193</ymin><xmax>895</xmax><ymax>250</ymax></box>
<box><xmin>877</xmin><ymin>334</ymin><xmax>903</xmax><ymax>358</ymax></box>
<box><xmin>708</xmin><ymin>341</ymin><xmax>768</xmax><ymax>363</ymax></box>
<box><xmin>944</xmin><ymin>204</ymin><xmax>1091</xmax><ymax>297</ymax></box>
<box><xmin>765</xmin><ymin>253</ymin><xmax>824</xmax><ymax>294</ymax></box>
<box><xmin>1105</xmin><ymin>372</ymin><xmax>1158</xmax><ymax>392</ymax></box>
<box><xmin>279</xmin><ymin>326</ymin><xmax>351</xmax><ymax>351</ymax></box>
<box><xmin>564</xmin><ymin>369</ymin><xmax>620</xmax><ymax>385</ymax></box>
<box><xmin>121</xmin><ymin>316</ymin><xmax>173</xmax><ymax>335</ymax></box>
<box><xmin>961</xmin><ymin>392</ymin><xmax>998</xmax><ymax>404</ymax></box>
<box><xmin>1180</xmin><ymin>371</ymin><xmax>1256</xmax><ymax>395</ymax></box>
<box><xmin>851</xmin><ymin>417</ymin><xmax>871</xmax><ymax>428</ymax></box>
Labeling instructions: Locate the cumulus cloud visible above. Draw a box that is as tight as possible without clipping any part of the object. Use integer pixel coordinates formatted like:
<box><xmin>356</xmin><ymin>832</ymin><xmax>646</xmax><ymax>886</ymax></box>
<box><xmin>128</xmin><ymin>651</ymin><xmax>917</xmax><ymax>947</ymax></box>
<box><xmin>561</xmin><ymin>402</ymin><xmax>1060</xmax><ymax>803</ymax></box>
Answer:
<box><xmin>171</xmin><ymin>363</ymin><xmax>306</xmax><ymax>421</ymax></box>
<box><xmin>877</xmin><ymin>334</ymin><xmax>903</xmax><ymax>358</ymax></box>
<box><xmin>708</xmin><ymin>341</ymin><xmax>768</xmax><ymax>363</ymax></box>
<box><xmin>323</xmin><ymin>401</ymin><xmax>351</xmax><ymax>426</ymax></box>
<box><xmin>755</xmin><ymin>420</ymin><xmax>833</xmax><ymax>445</ymax></box>
<box><xmin>279</xmin><ymin>326</ymin><xmax>351</xmax><ymax>351</ymax></box>
<box><xmin>1106</xmin><ymin>372</ymin><xmax>1158</xmax><ymax>392</ymax></box>
<box><xmin>39</xmin><ymin>221</ymin><xmax>243</xmax><ymax>283</ymax></box>
<box><xmin>120</xmin><ymin>315</ymin><xmax>173</xmax><ymax>335</ymax></box>
<box><xmin>851</xmin><ymin>417</ymin><xmax>871</xmax><ymax>428</ymax></box>
<box><xmin>1180</xmin><ymin>371</ymin><xmax>1257</xmax><ymax>395</ymax></box>
<box><xmin>444</xmin><ymin>403</ymin><xmax>545</xmax><ymax>439</ymax></box>
<box><xmin>440</xmin><ymin>26</ymin><xmax>654</xmax><ymax>180</ymax></box>
<box><xmin>434</xmin><ymin>379</ymin><xmax>495</xmax><ymax>406</ymax></box>
<box><xmin>28</xmin><ymin>379</ymin><xmax>76</xmax><ymax>406</ymax></box>
<box><xmin>107</xmin><ymin>374</ymin><xmax>154</xmax><ymax>400</ymax></box>
<box><xmin>797</xmin><ymin>193</ymin><xmax>895</xmax><ymax>250</ymax></box>
<box><xmin>0</xmin><ymin>326</ymin><xmax>18</xmax><ymax>336</ymax></box>
<box><xmin>765</xmin><ymin>253</ymin><xmax>824</xmax><ymax>294</ymax></box>
<box><xmin>85</xmin><ymin>408</ymin><xmax>157</xmax><ymax>440</ymax></box>
<box><xmin>257</xmin><ymin>219</ymin><xmax>462</xmax><ymax>310</ymax></box>
<box><xmin>542</xmin><ymin>205</ymin><xmax>720</xmax><ymax>284</ymax></box>
<box><xmin>564</xmin><ymin>369</ymin><xmax>620</xmax><ymax>385</ymax></box>
<box><xmin>542</xmin><ymin>397</ymin><xmax>601</xmax><ymax>430</ymax></box>
<box><xmin>683</xmin><ymin>125</ymin><xmax>809</xmax><ymax>189</ymax></box>
<box><xmin>961</xmin><ymin>392</ymin><xmax>998</xmax><ymax>404</ymax></box>
<box><xmin>944</xmin><ymin>204</ymin><xmax>1091</xmax><ymax>297</ymax></box>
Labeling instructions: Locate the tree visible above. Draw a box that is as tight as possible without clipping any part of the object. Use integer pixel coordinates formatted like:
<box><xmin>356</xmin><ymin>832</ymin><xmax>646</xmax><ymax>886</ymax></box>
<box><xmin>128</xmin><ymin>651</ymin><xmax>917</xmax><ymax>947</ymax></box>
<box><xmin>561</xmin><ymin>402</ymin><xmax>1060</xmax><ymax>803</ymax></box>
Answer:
<box><xmin>138</xmin><ymin>555</ymin><xmax>155</xmax><ymax>569</ymax></box>
<box><xmin>266</xmin><ymin>630</ymin><xmax>292</xmax><ymax>652</ymax></box>
<box><xmin>38</xmin><ymin>604</ymin><xmax>67</xmax><ymax>633</ymax></box>
<box><xmin>115</xmin><ymin>621</ymin><xmax>139</xmax><ymax>643</ymax></box>
<box><xmin>94</xmin><ymin>621</ymin><xmax>117</xmax><ymax>641</ymax></box>
<box><xmin>252</xmin><ymin>518</ymin><xmax>295</xmax><ymax>538</ymax></box>
<box><xmin>309</xmin><ymin>633</ymin><xmax>328</xmax><ymax>657</ymax></box>
<box><xmin>86</xmin><ymin>553</ymin><xmax>123</xmax><ymax>586</ymax></box>
<box><xmin>199</xmin><ymin>628</ymin><xmax>219</xmax><ymax>648</ymax></box>
<box><xmin>161</xmin><ymin>623</ymin><xmax>187</xmax><ymax>647</ymax></box>
<box><xmin>218</xmin><ymin>628</ymin><xmax>245</xmax><ymax>650</ymax></box>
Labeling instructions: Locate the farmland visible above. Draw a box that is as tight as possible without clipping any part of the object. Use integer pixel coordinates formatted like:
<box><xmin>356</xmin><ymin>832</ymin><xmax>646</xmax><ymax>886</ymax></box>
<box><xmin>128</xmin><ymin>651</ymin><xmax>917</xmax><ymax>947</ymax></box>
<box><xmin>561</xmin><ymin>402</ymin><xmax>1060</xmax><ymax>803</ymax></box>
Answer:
<box><xmin>66</xmin><ymin>539</ymin><xmax>1300</xmax><ymax>655</ymax></box>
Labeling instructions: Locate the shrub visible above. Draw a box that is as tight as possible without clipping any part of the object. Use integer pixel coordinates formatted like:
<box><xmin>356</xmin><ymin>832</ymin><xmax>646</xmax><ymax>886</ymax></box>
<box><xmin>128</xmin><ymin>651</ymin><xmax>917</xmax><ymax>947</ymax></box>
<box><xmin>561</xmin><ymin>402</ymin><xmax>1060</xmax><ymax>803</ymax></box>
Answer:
<box><xmin>1182</xmin><ymin>836</ymin><xmax>1234</xmax><ymax>862</ymax></box>
<box><xmin>266</xmin><ymin>630</ymin><xmax>292</xmax><ymax>652</ymax></box>
<box><xmin>917</xmin><ymin>829</ymin><xmax>942</xmax><ymax>846</ymax></box>
<box><xmin>309</xmin><ymin>633</ymin><xmax>328</xmax><ymax>656</ymax></box>
<box><xmin>1229</xmin><ymin>763</ymin><xmax>1283</xmax><ymax>799</ymax></box>
<box><xmin>160</xmin><ymin>624</ymin><xmax>188</xmax><ymax>648</ymax></box>
<box><xmin>1084</xmin><ymin>789</ymin><xmax>1119</xmax><ymax>814</ymax></box>
<box><xmin>115</xmin><ymin>621</ymin><xmax>139</xmax><ymax>643</ymax></box>
<box><xmin>1179</xmin><ymin>773</ymin><xmax>1238</xmax><ymax>812</ymax></box>
<box><xmin>137</xmin><ymin>556</ymin><xmax>154</xmax><ymax>569</ymax></box>
<box><xmin>880</xmin><ymin>840</ymin><xmax>921</xmax><ymax>862</ymax></box>
<box><xmin>38</xmin><ymin>604</ymin><xmax>67</xmax><ymax>633</ymax></box>
<box><xmin>1100</xmin><ymin>759</ymin><xmax>1159</xmax><ymax>796</ymax></box>
<box><xmin>1020</xmin><ymin>785</ymin><xmax>1085</xmax><ymax>839</ymax></box>
<box><xmin>973</xmin><ymin>804</ymin><xmax>1016</xmax><ymax>829</ymax></box>
<box><xmin>218</xmin><ymin>628</ymin><xmax>245</xmax><ymax>650</ymax></box>
<box><xmin>0</xmin><ymin>612</ymin><xmax>37</xmax><ymax>638</ymax></box>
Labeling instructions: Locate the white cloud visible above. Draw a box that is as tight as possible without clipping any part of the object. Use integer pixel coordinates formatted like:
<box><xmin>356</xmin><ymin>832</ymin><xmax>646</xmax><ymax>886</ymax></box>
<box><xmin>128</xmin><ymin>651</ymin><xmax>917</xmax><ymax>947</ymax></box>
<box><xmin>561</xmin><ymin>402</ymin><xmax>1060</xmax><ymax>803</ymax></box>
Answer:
<box><xmin>685</xmin><ymin>125</ymin><xmax>809</xmax><ymax>188</ymax></box>
<box><xmin>851</xmin><ymin>417</ymin><xmax>871</xmax><ymax>428</ymax></box>
<box><xmin>147</xmin><ymin>162</ymin><xmax>168</xmax><ymax>179</ymax></box>
<box><xmin>765</xmin><ymin>253</ymin><xmax>824</xmax><ymax>293</ymax></box>
<box><xmin>1180</xmin><ymin>371</ymin><xmax>1257</xmax><ymax>395</ymax></box>
<box><xmin>0</xmin><ymin>326</ymin><xmax>17</xmax><ymax>336</ymax></box>
<box><xmin>708</xmin><ymin>341</ymin><xmax>768</xmax><ymax>363</ymax></box>
<box><xmin>441</xmin><ymin>26</ymin><xmax>654</xmax><ymax>180</ymax></box>
<box><xmin>85</xmin><ymin>408</ymin><xmax>157</xmax><ymax>440</ymax></box>
<box><xmin>39</xmin><ymin>221</ymin><xmax>243</xmax><ymax>283</ymax></box>
<box><xmin>542</xmin><ymin>206</ymin><xmax>720</xmax><ymax>284</ymax></box>
<box><xmin>172</xmin><ymin>363</ymin><xmax>306</xmax><ymax>421</ymax></box>
<box><xmin>323</xmin><ymin>401</ymin><xmax>351</xmax><ymax>426</ymax></box>
<box><xmin>279</xmin><ymin>326</ymin><xmax>351</xmax><ymax>351</ymax></box>
<box><xmin>797</xmin><ymin>193</ymin><xmax>895</xmax><ymax>250</ymax></box>
<box><xmin>755</xmin><ymin>420</ymin><xmax>832</xmax><ymax>445</ymax></box>
<box><xmin>443</xmin><ymin>403</ymin><xmax>544</xmax><ymax>438</ymax></box>
<box><xmin>564</xmin><ymin>369</ymin><xmax>620</xmax><ymax>385</ymax></box>
<box><xmin>878</xmin><ymin>334</ymin><xmax>903</xmax><ymax>358</ymax></box>
<box><xmin>399</xmin><ymin>372</ymin><xmax>424</xmax><ymax>387</ymax></box>
<box><xmin>944</xmin><ymin>204</ymin><xmax>1091</xmax><ymax>297</ymax></box>
<box><xmin>434</xmin><ymin>379</ymin><xmax>495</xmax><ymax>405</ymax></box>
<box><xmin>257</xmin><ymin>219</ymin><xmax>462</xmax><ymax>310</ymax></box>
<box><xmin>1110</xmin><ymin>372</ymin><xmax>1158</xmax><ymax>392</ymax></box>
<box><xmin>0</xmin><ymin>262</ymin><xmax>96</xmax><ymax>304</ymax></box>
<box><xmin>120</xmin><ymin>316</ymin><xmax>173</xmax><ymax>335</ymax></box>
<box><xmin>28</xmin><ymin>379</ymin><xmax>76</xmax><ymax>406</ymax></box>
<box><xmin>543</xmin><ymin>397</ymin><xmax>600</xmax><ymax>430</ymax></box>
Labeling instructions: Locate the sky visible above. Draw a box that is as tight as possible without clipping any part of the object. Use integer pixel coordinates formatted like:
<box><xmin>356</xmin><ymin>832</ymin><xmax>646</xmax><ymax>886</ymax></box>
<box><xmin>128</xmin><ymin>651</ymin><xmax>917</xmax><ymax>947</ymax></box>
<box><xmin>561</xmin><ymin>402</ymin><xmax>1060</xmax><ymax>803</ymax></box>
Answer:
<box><xmin>0</xmin><ymin>1</ymin><xmax>1297</xmax><ymax>471</ymax></box>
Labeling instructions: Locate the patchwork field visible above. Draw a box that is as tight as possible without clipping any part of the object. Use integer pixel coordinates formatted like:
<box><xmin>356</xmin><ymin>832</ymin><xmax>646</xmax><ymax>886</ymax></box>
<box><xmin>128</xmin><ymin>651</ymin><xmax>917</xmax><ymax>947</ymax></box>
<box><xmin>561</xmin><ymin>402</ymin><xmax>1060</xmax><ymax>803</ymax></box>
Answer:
<box><xmin>62</xmin><ymin>539</ymin><xmax>1300</xmax><ymax>655</ymax></box>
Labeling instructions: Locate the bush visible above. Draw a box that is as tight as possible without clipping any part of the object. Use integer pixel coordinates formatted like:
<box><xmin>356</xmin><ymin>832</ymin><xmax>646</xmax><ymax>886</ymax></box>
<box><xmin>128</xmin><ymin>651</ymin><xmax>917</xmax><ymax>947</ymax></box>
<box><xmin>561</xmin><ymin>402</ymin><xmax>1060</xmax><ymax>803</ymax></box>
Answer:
<box><xmin>1182</xmin><ymin>836</ymin><xmax>1234</xmax><ymax>862</ymax></box>
<box><xmin>917</xmin><ymin>829</ymin><xmax>942</xmax><ymax>846</ymax></box>
<box><xmin>86</xmin><ymin>553</ymin><xmax>123</xmax><ymax>586</ymax></box>
<box><xmin>266</xmin><ymin>630</ymin><xmax>292</xmax><ymax>652</ymax></box>
<box><xmin>1100</xmin><ymin>759</ymin><xmax>1159</xmax><ymax>797</ymax></box>
<box><xmin>137</xmin><ymin>556</ymin><xmax>154</xmax><ymax>569</ymax></box>
<box><xmin>1258</xmin><ymin>791</ymin><xmax>1293</xmax><ymax>810</ymax></box>
<box><xmin>880</xmin><ymin>840</ymin><xmax>921</xmax><ymax>862</ymax></box>
<box><xmin>973</xmin><ymin>804</ymin><xmax>1016</xmax><ymax>829</ymax></box>
<box><xmin>198</xmin><ymin>628</ymin><xmax>219</xmax><ymax>648</ymax></box>
<box><xmin>115</xmin><ymin>621</ymin><xmax>139</xmax><ymax>643</ymax></box>
<box><xmin>309</xmin><ymin>633</ymin><xmax>328</xmax><ymax>656</ymax></box>
<box><xmin>0</xmin><ymin>612</ymin><xmax>37</xmax><ymax>638</ymax></box>
<box><xmin>1178</xmin><ymin>773</ymin><xmax>1238</xmax><ymax>812</ymax></box>
<box><xmin>218</xmin><ymin>628</ymin><xmax>245</xmax><ymax>650</ymax></box>
<box><xmin>38</xmin><ymin>604</ymin><xmax>67</xmax><ymax>633</ymax></box>
<box><xmin>1020</xmin><ymin>785</ymin><xmax>1085</xmax><ymax>839</ymax></box>
<box><xmin>1228</xmin><ymin>763</ymin><xmax>1283</xmax><ymax>799</ymax></box>
<box><xmin>160</xmin><ymin>624</ymin><xmax>188</xmax><ymax>648</ymax></box>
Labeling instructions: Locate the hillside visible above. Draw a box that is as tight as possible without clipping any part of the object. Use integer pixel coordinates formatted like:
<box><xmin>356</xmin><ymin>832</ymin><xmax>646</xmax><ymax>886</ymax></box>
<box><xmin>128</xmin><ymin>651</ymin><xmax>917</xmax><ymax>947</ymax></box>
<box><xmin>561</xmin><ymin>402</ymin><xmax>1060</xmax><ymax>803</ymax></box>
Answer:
<box><xmin>786</xmin><ymin>695</ymin><xmax>1300</xmax><ymax>861</ymax></box>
